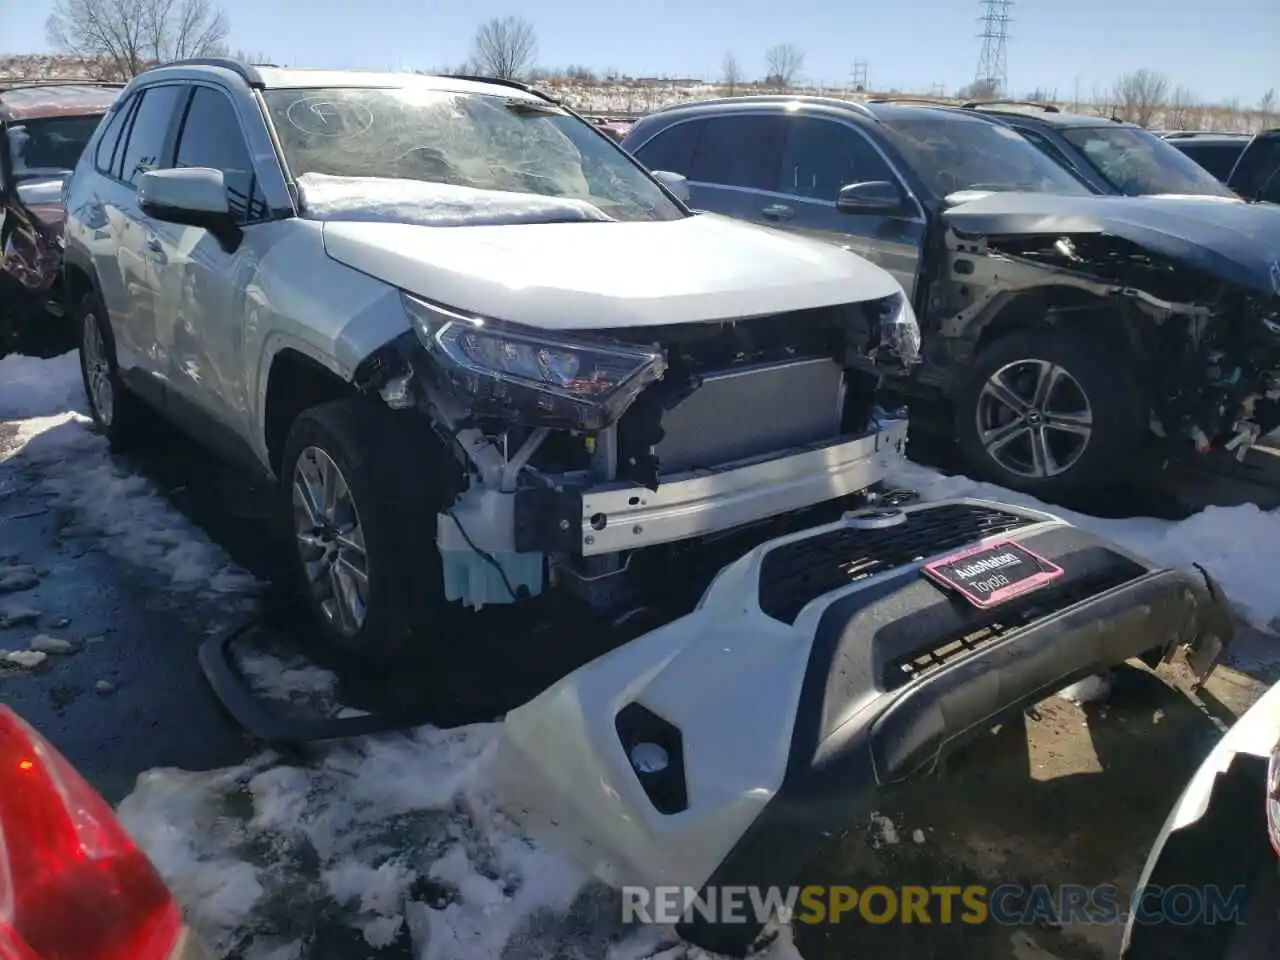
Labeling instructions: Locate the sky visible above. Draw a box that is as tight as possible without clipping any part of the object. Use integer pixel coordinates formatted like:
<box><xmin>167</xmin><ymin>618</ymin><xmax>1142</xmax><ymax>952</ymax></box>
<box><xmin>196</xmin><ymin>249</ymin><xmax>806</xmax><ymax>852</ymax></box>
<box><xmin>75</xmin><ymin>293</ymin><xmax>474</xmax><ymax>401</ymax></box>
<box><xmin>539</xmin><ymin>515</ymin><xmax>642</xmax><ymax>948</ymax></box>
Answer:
<box><xmin>1</xmin><ymin>0</ymin><xmax>1276</xmax><ymax>106</ymax></box>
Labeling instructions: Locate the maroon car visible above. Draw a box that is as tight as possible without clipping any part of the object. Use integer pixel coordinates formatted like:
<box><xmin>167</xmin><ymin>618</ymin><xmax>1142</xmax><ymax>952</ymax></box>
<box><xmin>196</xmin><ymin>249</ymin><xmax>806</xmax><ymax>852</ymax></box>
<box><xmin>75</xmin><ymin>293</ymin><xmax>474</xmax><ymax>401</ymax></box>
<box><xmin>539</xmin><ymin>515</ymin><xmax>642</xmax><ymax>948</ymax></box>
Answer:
<box><xmin>1</xmin><ymin>81</ymin><xmax>121</xmax><ymax>313</ymax></box>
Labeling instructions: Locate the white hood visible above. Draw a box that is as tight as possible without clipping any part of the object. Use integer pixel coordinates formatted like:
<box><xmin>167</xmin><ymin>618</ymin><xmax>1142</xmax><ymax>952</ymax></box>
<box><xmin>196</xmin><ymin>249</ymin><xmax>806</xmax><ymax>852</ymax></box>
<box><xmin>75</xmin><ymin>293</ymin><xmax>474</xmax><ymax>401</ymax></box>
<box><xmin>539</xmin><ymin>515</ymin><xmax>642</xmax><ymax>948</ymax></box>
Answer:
<box><xmin>319</xmin><ymin>212</ymin><xmax>903</xmax><ymax>331</ymax></box>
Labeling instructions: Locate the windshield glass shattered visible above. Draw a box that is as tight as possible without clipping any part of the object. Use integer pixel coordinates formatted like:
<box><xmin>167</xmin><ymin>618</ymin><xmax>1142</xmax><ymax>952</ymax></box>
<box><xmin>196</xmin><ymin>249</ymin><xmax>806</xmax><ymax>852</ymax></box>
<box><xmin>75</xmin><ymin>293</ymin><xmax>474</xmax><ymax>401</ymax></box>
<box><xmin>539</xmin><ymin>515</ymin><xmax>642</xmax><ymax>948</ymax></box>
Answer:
<box><xmin>877</xmin><ymin>112</ymin><xmax>1093</xmax><ymax>197</ymax></box>
<box><xmin>263</xmin><ymin>86</ymin><xmax>684</xmax><ymax>223</ymax></box>
<box><xmin>6</xmin><ymin>114</ymin><xmax>103</xmax><ymax>181</ymax></box>
<box><xmin>1062</xmin><ymin>126</ymin><xmax>1236</xmax><ymax>197</ymax></box>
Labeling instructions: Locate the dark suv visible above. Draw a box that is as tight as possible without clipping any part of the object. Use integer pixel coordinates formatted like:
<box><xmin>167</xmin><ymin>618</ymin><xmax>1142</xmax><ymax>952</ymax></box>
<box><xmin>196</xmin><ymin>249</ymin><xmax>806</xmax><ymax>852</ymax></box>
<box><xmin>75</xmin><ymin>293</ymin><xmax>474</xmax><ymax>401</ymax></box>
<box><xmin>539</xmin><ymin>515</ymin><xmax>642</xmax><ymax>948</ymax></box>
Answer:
<box><xmin>620</xmin><ymin>96</ymin><xmax>1280</xmax><ymax>501</ymax></box>
<box><xmin>1158</xmin><ymin>131</ymin><xmax>1254</xmax><ymax>183</ymax></box>
<box><xmin>1</xmin><ymin>81</ymin><xmax>121</xmax><ymax>314</ymax></box>
<box><xmin>1227</xmin><ymin>128</ymin><xmax>1280</xmax><ymax>204</ymax></box>
<box><xmin>954</xmin><ymin>100</ymin><xmax>1237</xmax><ymax>199</ymax></box>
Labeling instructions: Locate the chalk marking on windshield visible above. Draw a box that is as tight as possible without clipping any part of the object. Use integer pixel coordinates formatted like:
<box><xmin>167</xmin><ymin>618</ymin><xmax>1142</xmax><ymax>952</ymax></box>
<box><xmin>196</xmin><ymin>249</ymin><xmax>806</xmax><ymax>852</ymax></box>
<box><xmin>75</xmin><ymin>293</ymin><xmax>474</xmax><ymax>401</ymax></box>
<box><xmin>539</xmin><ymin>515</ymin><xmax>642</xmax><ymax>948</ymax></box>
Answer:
<box><xmin>284</xmin><ymin>97</ymin><xmax>374</xmax><ymax>139</ymax></box>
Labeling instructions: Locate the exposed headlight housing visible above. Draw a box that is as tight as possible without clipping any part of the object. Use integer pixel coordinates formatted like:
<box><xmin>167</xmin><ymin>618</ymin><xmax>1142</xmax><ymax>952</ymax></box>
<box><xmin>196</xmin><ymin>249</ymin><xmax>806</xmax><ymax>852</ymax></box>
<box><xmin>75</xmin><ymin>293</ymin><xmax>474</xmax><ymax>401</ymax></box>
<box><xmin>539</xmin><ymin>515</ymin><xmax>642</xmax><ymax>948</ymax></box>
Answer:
<box><xmin>870</xmin><ymin>291</ymin><xmax>922</xmax><ymax>371</ymax></box>
<box><xmin>402</xmin><ymin>293</ymin><xmax>667</xmax><ymax>431</ymax></box>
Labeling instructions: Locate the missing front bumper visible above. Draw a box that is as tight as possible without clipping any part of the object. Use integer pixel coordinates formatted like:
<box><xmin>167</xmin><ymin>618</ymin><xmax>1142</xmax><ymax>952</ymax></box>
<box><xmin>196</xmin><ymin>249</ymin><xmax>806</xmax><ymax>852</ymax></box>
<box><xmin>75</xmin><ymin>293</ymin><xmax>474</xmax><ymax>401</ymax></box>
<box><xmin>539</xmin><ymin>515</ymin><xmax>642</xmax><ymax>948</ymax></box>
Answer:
<box><xmin>491</xmin><ymin>498</ymin><xmax>1233</xmax><ymax>954</ymax></box>
<box><xmin>516</xmin><ymin>418</ymin><xmax>909</xmax><ymax>556</ymax></box>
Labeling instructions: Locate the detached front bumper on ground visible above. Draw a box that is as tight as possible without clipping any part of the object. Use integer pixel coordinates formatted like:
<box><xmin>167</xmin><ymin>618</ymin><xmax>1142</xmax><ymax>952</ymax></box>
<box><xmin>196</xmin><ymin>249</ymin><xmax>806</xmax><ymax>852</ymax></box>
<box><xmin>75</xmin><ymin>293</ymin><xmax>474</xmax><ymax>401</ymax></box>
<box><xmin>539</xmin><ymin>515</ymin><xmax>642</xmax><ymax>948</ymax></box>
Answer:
<box><xmin>492</xmin><ymin>497</ymin><xmax>1235</xmax><ymax>955</ymax></box>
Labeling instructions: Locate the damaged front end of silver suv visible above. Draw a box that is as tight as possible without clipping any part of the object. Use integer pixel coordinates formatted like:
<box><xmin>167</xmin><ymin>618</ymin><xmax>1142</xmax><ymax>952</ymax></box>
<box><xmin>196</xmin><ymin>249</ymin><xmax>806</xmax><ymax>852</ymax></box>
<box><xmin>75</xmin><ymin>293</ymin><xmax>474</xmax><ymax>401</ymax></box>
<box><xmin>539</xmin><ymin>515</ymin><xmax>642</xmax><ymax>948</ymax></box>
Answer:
<box><xmin>351</xmin><ymin>291</ymin><xmax>921</xmax><ymax>614</ymax></box>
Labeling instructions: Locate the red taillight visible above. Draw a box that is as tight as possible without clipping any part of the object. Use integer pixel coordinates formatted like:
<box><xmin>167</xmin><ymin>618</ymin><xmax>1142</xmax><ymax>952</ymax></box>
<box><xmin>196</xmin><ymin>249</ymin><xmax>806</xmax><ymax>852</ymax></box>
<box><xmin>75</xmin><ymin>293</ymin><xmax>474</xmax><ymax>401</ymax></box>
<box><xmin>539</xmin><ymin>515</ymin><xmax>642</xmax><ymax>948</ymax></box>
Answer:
<box><xmin>0</xmin><ymin>706</ymin><xmax>185</xmax><ymax>960</ymax></box>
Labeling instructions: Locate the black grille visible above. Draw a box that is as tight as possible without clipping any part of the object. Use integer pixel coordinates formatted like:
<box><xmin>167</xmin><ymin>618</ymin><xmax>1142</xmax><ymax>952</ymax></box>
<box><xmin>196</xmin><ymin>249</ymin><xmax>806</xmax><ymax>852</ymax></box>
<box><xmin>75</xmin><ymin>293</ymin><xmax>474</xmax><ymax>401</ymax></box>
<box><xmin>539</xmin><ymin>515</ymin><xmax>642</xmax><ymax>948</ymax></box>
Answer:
<box><xmin>757</xmin><ymin>503</ymin><xmax>1035</xmax><ymax>624</ymax></box>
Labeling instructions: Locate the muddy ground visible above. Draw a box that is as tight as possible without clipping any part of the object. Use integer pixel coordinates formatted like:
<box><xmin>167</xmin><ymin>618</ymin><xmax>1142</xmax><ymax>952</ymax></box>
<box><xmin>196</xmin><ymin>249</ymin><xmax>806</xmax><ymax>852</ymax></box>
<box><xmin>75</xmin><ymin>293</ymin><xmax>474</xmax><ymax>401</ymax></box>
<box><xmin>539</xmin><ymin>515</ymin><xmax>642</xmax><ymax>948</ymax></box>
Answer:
<box><xmin>795</xmin><ymin>657</ymin><xmax>1273</xmax><ymax>960</ymax></box>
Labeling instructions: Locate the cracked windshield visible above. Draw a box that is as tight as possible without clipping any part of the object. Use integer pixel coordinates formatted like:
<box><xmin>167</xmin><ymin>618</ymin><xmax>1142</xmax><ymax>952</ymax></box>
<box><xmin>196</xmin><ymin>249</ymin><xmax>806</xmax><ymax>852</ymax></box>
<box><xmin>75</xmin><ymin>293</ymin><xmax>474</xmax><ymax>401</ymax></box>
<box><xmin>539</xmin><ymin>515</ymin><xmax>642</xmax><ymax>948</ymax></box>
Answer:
<box><xmin>266</xmin><ymin>87</ymin><xmax>683</xmax><ymax>221</ymax></box>
<box><xmin>1</xmin><ymin>0</ymin><xmax>1278</xmax><ymax>959</ymax></box>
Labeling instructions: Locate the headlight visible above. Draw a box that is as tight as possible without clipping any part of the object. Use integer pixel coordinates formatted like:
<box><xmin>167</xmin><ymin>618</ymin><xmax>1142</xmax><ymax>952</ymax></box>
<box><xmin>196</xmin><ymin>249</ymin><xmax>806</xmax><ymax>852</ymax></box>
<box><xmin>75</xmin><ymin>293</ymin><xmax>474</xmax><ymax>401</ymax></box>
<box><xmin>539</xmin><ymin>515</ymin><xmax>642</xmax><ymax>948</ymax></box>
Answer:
<box><xmin>1267</xmin><ymin>736</ymin><xmax>1280</xmax><ymax>857</ymax></box>
<box><xmin>873</xmin><ymin>291</ymin><xmax>922</xmax><ymax>370</ymax></box>
<box><xmin>402</xmin><ymin>293</ymin><xmax>666</xmax><ymax>431</ymax></box>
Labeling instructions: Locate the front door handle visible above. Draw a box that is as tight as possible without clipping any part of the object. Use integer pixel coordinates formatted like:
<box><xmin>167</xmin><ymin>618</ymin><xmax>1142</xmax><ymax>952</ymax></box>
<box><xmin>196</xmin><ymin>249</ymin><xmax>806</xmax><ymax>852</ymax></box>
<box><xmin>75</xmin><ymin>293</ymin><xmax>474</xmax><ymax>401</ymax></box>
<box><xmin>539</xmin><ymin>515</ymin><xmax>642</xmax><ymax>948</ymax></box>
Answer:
<box><xmin>761</xmin><ymin>203</ymin><xmax>795</xmax><ymax>221</ymax></box>
<box><xmin>145</xmin><ymin>237</ymin><xmax>167</xmax><ymax>264</ymax></box>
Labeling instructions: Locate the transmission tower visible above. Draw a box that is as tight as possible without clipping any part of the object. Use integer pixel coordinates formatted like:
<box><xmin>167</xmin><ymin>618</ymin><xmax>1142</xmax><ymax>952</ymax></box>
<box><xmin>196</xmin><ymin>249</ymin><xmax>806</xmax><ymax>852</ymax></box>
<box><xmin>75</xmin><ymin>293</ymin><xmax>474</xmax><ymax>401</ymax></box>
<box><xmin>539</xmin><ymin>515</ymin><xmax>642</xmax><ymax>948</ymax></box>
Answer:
<box><xmin>974</xmin><ymin>0</ymin><xmax>1012</xmax><ymax>95</ymax></box>
<box><xmin>851</xmin><ymin>61</ymin><xmax>869</xmax><ymax>92</ymax></box>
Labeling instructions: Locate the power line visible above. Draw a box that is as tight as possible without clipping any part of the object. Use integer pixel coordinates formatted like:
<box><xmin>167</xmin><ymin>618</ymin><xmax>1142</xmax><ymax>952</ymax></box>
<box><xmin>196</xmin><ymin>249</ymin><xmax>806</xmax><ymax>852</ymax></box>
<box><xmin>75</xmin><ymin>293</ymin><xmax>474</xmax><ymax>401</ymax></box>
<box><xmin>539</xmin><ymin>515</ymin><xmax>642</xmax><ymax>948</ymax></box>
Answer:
<box><xmin>974</xmin><ymin>0</ymin><xmax>1012</xmax><ymax>94</ymax></box>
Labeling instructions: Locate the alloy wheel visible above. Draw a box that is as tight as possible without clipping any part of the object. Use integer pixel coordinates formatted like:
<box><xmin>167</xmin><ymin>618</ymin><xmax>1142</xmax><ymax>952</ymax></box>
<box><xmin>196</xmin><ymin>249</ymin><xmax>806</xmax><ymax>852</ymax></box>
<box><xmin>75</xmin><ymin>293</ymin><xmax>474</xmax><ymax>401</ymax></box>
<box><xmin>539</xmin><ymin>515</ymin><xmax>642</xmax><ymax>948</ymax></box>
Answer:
<box><xmin>974</xmin><ymin>359</ymin><xmax>1093</xmax><ymax>479</ymax></box>
<box><xmin>292</xmin><ymin>446</ymin><xmax>370</xmax><ymax>636</ymax></box>
<box><xmin>82</xmin><ymin>312</ymin><xmax>114</xmax><ymax>427</ymax></box>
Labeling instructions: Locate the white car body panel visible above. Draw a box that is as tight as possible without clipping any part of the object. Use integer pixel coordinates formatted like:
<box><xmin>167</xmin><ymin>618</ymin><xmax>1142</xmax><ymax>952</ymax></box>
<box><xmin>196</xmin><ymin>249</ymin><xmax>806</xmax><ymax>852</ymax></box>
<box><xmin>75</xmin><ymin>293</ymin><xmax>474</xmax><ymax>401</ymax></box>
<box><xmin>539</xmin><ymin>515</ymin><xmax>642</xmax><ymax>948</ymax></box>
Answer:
<box><xmin>319</xmin><ymin>212</ymin><xmax>903</xmax><ymax>331</ymax></box>
<box><xmin>494</xmin><ymin>499</ymin><xmax>1069</xmax><ymax>892</ymax></box>
<box><xmin>1120</xmin><ymin>678</ymin><xmax>1280</xmax><ymax>954</ymax></box>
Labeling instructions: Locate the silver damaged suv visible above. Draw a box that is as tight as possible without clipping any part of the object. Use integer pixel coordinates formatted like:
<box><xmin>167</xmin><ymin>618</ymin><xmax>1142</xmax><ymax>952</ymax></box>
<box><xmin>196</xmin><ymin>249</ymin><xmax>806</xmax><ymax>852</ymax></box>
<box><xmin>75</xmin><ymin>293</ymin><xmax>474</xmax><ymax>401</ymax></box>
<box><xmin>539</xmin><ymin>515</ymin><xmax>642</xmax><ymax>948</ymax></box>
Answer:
<box><xmin>62</xmin><ymin>60</ymin><xmax>919</xmax><ymax>665</ymax></box>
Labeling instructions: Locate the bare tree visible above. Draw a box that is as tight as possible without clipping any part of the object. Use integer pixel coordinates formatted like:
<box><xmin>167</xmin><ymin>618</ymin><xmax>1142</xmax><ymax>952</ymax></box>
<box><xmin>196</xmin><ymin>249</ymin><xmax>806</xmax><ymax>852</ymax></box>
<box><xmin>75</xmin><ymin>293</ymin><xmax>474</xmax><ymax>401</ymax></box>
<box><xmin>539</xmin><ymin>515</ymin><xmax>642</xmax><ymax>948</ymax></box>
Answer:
<box><xmin>721</xmin><ymin>51</ymin><xmax>742</xmax><ymax>96</ymax></box>
<box><xmin>957</xmin><ymin>78</ymin><xmax>1000</xmax><ymax>101</ymax></box>
<box><xmin>1256</xmin><ymin>88</ymin><xmax>1277</xmax><ymax>131</ymax></box>
<box><xmin>470</xmin><ymin>15</ymin><xmax>537</xmax><ymax>81</ymax></box>
<box><xmin>46</xmin><ymin>0</ymin><xmax>229</xmax><ymax>80</ymax></box>
<box><xmin>1166</xmin><ymin>86</ymin><xmax>1198</xmax><ymax>130</ymax></box>
<box><xmin>1111</xmin><ymin>69</ymin><xmax>1170</xmax><ymax>128</ymax></box>
<box><xmin>763</xmin><ymin>43</ymin><xmax>803</xmax><ymax>89</ymax></box>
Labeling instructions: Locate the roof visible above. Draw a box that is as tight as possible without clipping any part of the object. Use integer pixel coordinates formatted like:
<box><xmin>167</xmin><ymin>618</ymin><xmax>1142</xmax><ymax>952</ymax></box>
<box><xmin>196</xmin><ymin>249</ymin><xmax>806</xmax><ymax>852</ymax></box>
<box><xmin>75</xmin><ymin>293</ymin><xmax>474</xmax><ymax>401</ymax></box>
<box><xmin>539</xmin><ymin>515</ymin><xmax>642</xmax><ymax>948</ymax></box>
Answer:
<box><xmin>0</xmin><ymin>83</ymin><xmax>121</xmax><ymax>121</ymax></box>
<box><xmin>643</xmin><ymin>94</ymin><xmax>880</xmax><ymax>123</ymax></box>
<box><xmin>966</xmin><ymin>105</ymin><xmax>1127</xmax><ymax>129</ymax></box>
<box><xmin>136</xmin><ymin>60</ymin><xmax>550</xmax><ymax>103</ymax></box>
<box><xmin>1158</xmin><ymin>131</ymin><xmax>1253</xmax><ymax>144</ymax></box>
<box><xmin>255</xmin><ymin>68</ymin><xmax>546</xmax><ymax>101</ymax></box>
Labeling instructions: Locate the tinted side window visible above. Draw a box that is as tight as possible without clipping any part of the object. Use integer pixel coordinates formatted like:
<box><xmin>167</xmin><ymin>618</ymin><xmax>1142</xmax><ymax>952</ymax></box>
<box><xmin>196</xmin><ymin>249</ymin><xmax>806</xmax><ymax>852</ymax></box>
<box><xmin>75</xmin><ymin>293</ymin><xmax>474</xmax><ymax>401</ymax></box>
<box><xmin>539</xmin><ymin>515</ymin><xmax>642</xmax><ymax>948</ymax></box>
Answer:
<box><xmin>775</xmin><ymin>117</ymin><xmax>894</xmax><ymax>200</ymax></box>
<box><xmin>689</xmin><ymin>115</ymin><xmax>786</xmax><ymax>190</ymax></box>
<box><xmin>1175</xmin><ymin>143</ymin><xmax>1243</xmax><ymax>182</ymax></box>
<box><xmin>174</xmin><ymin>86</ymin><xmax>266</xmax><ymax>222</ymax></box>
<box><xmin>632</xmin><ymin>121</ymin><xmax>702</xmax><ymax>175</ymax></box>
<box><xmin>94</xmin><ymin>94</ymin><xmax>136</xmax><ymax>174</ymax></box>
<box><xmin>1230</xmin><ymin>137</ymin><xmax>1280</xmax><ymax>202</ymax></box>
<box><xmin>117</xmin><ymin>84</ymin><xmax>184</xmax><ymax>186</ymax></box>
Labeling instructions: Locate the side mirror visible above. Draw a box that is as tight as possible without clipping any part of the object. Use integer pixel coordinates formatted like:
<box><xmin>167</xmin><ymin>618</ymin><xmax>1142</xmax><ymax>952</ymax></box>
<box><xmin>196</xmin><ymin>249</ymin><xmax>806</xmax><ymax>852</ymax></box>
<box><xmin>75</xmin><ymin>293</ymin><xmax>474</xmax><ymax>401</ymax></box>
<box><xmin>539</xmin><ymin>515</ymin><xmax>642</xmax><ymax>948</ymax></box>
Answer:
<box><xmin>137</xmin><ymin>167</ymin><xmax>241</xmax><ymax>251</ymax></box>
<box><xmin>650</xmin><ymin>169</ymin><xmax>691</xmax><ymax>204</ymax></box>
<box><xmin>837</xmin><ymin>180</ymin><xmax>905</xmax><ymax>215</ymax></box>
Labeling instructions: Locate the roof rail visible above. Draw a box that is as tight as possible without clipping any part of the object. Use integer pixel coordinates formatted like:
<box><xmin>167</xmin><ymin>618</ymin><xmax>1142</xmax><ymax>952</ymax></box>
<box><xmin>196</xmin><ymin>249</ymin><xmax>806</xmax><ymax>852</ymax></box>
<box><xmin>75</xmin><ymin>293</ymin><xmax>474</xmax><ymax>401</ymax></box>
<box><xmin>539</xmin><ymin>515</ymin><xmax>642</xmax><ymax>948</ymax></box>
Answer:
<box><xmin>962</xmin><ymin>98</ymin><xmax>1060</xmax><ymax>113</ymax></box>
<box><xmin>651</xmin><ymin>93</ymin><xmax>879</xmax><ymax>122</ymax></box>
<box><xmin>0</xmin><ymin>78</ymin><xmax>126</xmax><ymax>92</ymax></box>
<box><xmin>1159</xmin><ymin>130</ymin><xmax>1250</xmax><ymax>139</ymax></box>
<box><xmin>866</xmin><ymin>96</ymin><xmax>955</xmax><ymax>107</ymax></box>
<box><xmin>146</xmin><ymin>57</ymin><xmax>264</xmax><ymax>87</ymax></box>
<box><xmin>439</xmin><ymin>73</ymin><xmax>561</xmax><ymax>104</ymax></box>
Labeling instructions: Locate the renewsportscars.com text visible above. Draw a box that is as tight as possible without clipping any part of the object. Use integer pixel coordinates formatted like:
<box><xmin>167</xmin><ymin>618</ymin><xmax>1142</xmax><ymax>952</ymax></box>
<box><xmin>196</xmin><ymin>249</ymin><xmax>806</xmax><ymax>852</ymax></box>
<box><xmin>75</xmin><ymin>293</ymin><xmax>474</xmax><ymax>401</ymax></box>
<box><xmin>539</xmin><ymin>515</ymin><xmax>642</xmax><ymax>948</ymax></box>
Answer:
<box><xmin>621</xmin><ymin>883</ymin><xmax>1248</xmax><ymax>926</ymax></box>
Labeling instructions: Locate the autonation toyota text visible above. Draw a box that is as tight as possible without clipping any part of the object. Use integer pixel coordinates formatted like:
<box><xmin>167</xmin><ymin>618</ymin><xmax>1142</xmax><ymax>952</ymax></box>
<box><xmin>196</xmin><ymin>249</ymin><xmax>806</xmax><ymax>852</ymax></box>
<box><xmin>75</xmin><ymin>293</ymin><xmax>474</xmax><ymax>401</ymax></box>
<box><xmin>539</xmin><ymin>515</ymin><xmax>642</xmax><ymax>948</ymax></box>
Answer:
<box><xmin>621</xmin><ymin>884</ymin><xmax>1247</xmax><ymax>926</ymax></box>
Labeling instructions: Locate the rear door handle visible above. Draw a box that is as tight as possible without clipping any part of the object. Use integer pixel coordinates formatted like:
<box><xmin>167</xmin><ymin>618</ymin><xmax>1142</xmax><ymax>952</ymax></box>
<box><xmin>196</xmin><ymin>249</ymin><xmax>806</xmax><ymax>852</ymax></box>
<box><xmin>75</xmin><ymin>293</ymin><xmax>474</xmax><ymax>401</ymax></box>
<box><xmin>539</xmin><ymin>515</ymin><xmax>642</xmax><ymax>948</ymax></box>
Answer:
<box><xmin>761</xmin><ymin>203</ymin><xmax>795</xmax><ymax>221</ymax></box>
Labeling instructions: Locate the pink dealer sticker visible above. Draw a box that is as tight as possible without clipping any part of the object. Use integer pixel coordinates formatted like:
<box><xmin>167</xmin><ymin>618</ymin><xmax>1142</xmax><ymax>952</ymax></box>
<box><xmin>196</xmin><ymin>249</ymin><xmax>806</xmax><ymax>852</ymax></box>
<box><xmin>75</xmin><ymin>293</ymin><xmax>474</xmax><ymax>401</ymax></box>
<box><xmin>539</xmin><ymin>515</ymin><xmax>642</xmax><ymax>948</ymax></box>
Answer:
<box><xmin>922</xmin><ymin>538</ymin><xmax>1065</xmax><ymax>609</ymax></box>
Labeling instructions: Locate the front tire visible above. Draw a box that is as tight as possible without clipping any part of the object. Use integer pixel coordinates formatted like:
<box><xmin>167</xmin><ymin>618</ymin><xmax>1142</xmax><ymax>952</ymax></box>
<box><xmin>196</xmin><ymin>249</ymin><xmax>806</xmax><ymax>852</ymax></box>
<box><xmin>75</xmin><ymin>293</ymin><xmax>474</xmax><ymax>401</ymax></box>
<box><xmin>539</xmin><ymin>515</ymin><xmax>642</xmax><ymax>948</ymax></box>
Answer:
<box><xmin>280</xmin><ymin>399</ymin><xmax>458</xmax><ymax>668</ymax></box>
<box><xmin>954</xmin><ymin>327</ymin><xmax>1143</xmax><ymax>499</ymax></box>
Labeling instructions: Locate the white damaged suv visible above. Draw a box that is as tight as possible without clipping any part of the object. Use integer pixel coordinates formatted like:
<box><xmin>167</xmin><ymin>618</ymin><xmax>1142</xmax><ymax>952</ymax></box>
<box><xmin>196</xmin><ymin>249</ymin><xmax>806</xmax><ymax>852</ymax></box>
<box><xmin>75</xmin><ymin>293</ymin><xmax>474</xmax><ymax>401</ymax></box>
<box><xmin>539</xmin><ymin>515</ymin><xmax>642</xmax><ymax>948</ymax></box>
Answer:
<box><xmin>61</xmin><ymin>60</ymin><xmax>920</xmax><ymax>664</ymax></box>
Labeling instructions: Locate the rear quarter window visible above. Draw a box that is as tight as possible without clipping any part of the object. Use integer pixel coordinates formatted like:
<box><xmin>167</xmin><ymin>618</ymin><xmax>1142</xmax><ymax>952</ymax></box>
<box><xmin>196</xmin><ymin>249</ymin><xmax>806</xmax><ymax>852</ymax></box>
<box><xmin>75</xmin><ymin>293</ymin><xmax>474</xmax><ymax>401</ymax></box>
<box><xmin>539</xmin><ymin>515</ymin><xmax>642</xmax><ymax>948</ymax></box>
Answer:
<box><xmin>631</xmin><ymin>120</ymin><xmax>702</xmax><ymax>175</ymax></box>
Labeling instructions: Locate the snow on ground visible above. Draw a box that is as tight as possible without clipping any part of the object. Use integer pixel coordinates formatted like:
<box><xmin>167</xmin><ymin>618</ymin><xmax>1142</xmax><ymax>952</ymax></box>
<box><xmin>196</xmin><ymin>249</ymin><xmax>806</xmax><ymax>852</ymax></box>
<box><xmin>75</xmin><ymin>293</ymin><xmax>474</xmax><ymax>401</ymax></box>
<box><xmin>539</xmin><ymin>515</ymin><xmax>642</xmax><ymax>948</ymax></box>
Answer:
<box><xmin>3</xmin><ymin>347</ymin><xmax>1279</xmax><ymax>957</ymax></box>
<box><xmin>117</xmin><ymin>725</ymin><xmax>804</xmax><ymax>960</ymax></box>
<box><xmin>0</xmin><ymin>351</ymin><xmax>257</xmax><ymax>597</ymax></box>
<box><xmin>884</xmin><ymin>459</ymin><xmax>1280</xmax><ymax>667</ymax></box>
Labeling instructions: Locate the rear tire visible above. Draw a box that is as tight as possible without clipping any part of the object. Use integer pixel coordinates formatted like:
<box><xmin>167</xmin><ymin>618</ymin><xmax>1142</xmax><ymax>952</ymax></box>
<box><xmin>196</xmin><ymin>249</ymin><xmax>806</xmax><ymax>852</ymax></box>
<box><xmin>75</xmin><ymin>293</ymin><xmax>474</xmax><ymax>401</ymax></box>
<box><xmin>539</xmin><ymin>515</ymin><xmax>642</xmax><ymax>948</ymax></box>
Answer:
<box><xmin>954</xmin><ymin>326</ymin><xmax>1144</xmax><ymax>500</ymax></box>
<box><xmin>75</xmin><ymin>289</ymin><xmax>151</xmax><ymax>450</ymax></box>
<box><xmin>280</xmin><ymin>399</ymin><xmax>460</xmax><ymax>668</ymax></box>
